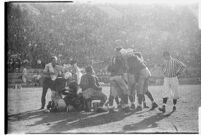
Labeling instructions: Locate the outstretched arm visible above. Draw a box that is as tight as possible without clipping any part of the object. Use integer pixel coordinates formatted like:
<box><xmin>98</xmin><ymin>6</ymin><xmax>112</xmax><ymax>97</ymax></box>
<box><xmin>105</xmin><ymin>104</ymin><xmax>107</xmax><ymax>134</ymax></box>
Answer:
<box><xmin>175</xmin><ymin>59</ymin><xmax>186</xmax><ymax>76</ymax></box>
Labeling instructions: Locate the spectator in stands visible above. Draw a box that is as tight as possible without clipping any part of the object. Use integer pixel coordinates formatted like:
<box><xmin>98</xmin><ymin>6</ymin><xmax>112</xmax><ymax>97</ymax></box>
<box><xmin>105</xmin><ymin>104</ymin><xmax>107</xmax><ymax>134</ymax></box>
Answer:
<box><xmin>14</xmin><ymin>57</ymin><xmax>21</xmax><ymax>73</ymax></box>
<box><xmin>21</xmin><ymin>64</ymin><xmax>28</xmax><ymax>84</ymax></box>
<box><xmin>36</xmin><ymin>59</ymin><xmax>43</xmax><ymax>69</ymax></box>
<box><xmin>8</xmin><ymin>58</ymin><xmax>13</xmax><ymax>73</ymax></box>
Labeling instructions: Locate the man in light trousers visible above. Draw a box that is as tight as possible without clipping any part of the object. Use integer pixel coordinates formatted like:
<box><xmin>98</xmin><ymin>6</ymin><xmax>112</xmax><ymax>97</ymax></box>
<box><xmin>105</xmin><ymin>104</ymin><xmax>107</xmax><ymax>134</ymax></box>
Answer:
<box><xmin>158</xmin><ymin>51</ymin><xmax>186</xmax><ymax>113</ymax></box>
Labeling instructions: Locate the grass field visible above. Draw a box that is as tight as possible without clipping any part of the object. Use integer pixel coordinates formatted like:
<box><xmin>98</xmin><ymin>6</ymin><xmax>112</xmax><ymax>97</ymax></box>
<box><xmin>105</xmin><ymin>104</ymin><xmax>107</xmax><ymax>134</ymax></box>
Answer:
<box><xmin>7</xmin><ymin>85</ymin><xmax>201</xmax><ymax>133</ymax></box>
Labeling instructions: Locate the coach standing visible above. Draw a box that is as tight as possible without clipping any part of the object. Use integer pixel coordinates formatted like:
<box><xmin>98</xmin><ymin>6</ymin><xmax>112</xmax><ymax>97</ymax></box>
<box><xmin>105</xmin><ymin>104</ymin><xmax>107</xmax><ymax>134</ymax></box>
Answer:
<box><xmin>158</xmin><ymin>51</ymin><xmax>186</xmax><ymax>113</ymax></box>
<box><xmin>40</xmin><ymin>56</ymin><xmax>63</xmax><ymax>109</ymax></box>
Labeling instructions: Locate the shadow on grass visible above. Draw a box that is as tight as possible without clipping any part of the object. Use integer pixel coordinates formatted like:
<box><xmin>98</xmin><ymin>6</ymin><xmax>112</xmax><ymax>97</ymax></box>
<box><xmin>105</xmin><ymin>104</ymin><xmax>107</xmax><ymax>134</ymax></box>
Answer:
<box><xmin>8</xmin><ymin>109</ymin><xmax>45</xmax><ymax>121</ymax></box>
<box><xmin>9</xmin><ymin>109</ymin><xmax>168</xmax><ymax>133</ymax></box>
<box><xmin>8</xmin><ymin>109</ymin><xmax>100</xmax><ymax>127</ymax></box>
<box><xmin>40</xmin><ymin>110</ymin><xmax>136</xmax><ymax>133</ymax></box>
<box><xmin>122</xmin><ymin>110</ymin><xmax>174</xmax><ymax>132</ymax></box>
<box><xmin>8</xmin><ymin>108</ymin><xmax>136</xmax><ymax>133</ymax></box>
<box><xmin>15</xmin><ymin>109</ymin><xmax>133</xmax><ymax>133</ymax></box>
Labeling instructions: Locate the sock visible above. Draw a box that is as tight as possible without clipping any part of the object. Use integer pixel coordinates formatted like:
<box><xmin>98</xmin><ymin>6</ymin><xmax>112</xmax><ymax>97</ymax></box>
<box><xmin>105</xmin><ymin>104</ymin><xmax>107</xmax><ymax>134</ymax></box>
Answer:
<box><xmin>173</xmin><ymin>99</ymin><xmax>177</xmax><ymax>106</ymax></box>
<box><xmin>162</xmin><ymin>97</ymin><xmax>168</xmax><ymax>107</ymax></box>
<box><xmin>129</xmin><ymin>95</ymin><xmax>134</xmax><ymax>103</ymax></box>
<box><xmin>138</xmin><ymin>94</ymin><xmax>143</xmax><ymax>107</ymax></box>
<box><xmin>146</xmin><ymin>91</ymin><xmax>154</xmax><ymax>102</ymax></box>
<box><xmin>108</xmin><ymin>95</ymin><xmax>114</xmax><ymax>106</ymax></box>
<box><xmin>163</xmin><ymin>97</ymin><xmax>168</xmax><ymax>104</ymax></box>
<box><xmin>115</xmin><ymin>97</ymin><xmax>120</xmax><ymax>105</ymax></box>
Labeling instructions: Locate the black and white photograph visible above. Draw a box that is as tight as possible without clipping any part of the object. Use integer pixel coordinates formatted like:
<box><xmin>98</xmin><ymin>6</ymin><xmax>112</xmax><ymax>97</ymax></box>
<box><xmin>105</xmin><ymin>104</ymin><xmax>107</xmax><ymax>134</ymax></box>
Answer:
<box><xmin>6</xmin><ymin>0</ymin><xmax>201</xmax><ymax>134</ymax></box>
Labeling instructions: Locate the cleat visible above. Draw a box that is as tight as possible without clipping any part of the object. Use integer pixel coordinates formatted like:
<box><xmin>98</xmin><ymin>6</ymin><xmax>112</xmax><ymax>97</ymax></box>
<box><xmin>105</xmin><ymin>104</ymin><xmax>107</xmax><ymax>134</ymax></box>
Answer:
<box><xmin>108</xmin><ymin>106</ymin><xmax>115</xmax><ymax>113</ymax></box>
<box><xmin>130</xmin><ymin>104</ymin><xmax>135</xmax><ymax>109</ymax></box>
<box><xmin>109</xmin><ymin>108</ymin><xmax>115</xmax><ymax>113</ymax></box>
<box><xmin>150</xmin><ymin>102</ymin><xmax>158</xmax><ymax>110</ymax></box>
<box><xmin>135</xmin><ymin>106</ymin><xmax>142</xmax><ymax>112</ymax></box>
<box><xmin>117</xmin><ymin>104</ymin><xmax>122</xmax><ymax>109</ymax></box>
<box><xmin>143</xmin><ymin>103</ymin><xmax>149</xmax><ymax>109</ymax></box>
<box><xmin>173</xmin><ymin>106</ymin><xmax>176</xmax><ymax>112</ymax></box>
<box><xmin>122</xmin><ymin>106</ymin><xmax>131</xmax><ymax>113</ymax></box>
<box><xmin>158</xmin><ymin>106</ymin><xmax>166</xmax><ymax>113</ymax></box>
<box><xmin>96</xmin><ymin>107</ymin><xmax>108</xmax><ymax>113</ymax></box>
<box><xmin>39</xmin><ymin>107</ymin><xmax>44</xmax><ymax>110</ymax></box>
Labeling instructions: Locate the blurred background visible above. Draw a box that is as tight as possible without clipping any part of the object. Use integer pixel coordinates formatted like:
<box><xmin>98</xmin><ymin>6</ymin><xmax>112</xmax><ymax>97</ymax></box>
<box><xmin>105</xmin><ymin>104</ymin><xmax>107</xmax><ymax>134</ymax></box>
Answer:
<box><xmin>6</xmin><ymin>2</ymin><xmax>201</xmax><ymax>86</ymax></box>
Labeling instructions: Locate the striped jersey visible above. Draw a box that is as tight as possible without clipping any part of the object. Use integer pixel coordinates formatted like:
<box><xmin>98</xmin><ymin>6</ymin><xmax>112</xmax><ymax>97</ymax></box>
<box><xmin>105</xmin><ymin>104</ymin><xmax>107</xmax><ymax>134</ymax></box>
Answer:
<box><xmin>162</xmin><ymin>57</ymin><xmax>186</xmax><ymax>77</ymax></box>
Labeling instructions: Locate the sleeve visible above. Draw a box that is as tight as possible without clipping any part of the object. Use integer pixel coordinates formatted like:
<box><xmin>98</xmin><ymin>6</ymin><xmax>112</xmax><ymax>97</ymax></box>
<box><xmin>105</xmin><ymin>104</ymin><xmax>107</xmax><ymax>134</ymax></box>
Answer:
<box><xmin>175</xmin><ymin>59</ymin><xmax>186</xmax><ymax>74</ymax></box>
<box><xmin>91</xmin><ymin>76</ymin><xmax>102</xmax><ymax>90</ymax></box>
<box><xmin>43</xmin><ymin>64</ymin><xmax>49</xmax><ymax>73</ymax></box>
<box><xmin>79</xmin><ymin>75</ymin><xmax>86</xmax><ymax>90</ymax></box>
<box><xmin>95</xmin><ymin>76</ymin><xmax>100</xmax><ymax>87</ymax></box>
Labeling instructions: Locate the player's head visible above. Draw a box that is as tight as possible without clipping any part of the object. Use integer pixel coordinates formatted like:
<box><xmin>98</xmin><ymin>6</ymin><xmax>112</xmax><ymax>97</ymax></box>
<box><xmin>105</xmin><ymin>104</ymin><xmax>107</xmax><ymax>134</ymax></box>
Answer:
<box><xmin>163</xmin><ymin>51</ymin><xmax>171</xmax><ymax>60</ymax></box>
<box><xmin>115</xmin><ymin>47</ymin><xmax>122</xmax><ymax>56</ymax></box>
<box><xmin>51</xmin><ymin>56</ymin><xmax>58</xmax><ymax>65</ymax></box>
<box><xmin>85</xmin><ymin>66</ymin><xmax>94</xmax><ymax>74</ymax></box>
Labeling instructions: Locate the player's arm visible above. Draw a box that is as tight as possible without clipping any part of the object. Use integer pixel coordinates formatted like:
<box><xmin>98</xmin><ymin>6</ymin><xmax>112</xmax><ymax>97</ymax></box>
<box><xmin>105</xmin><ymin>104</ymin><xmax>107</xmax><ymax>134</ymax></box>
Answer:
<box><xmin>42</xmin><ymin>64</ymin><xmax>50</xmax><ymax>77</ymax></box>
<box><xmin>175</xmin><ymin>59</ymin><xmax>186</xmax><ymax>76</ymax></box>
<box><xmin>91</xmin><ymin>76</ymin><xmax>102</xmax><ymax>91</ymax></box>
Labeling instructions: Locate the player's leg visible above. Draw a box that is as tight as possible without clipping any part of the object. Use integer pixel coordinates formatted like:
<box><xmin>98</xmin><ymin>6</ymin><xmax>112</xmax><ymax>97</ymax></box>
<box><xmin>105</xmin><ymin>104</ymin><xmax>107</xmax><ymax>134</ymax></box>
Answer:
<box><xmin>107</xmin><ymin>81</ymin><xmax>117</xmax><ymax>108</ymax></box>
<box><xmin>142</xmin><ymin>94</ymin><xmax>149</xmax><ymax>108</ymax></box>
<box><xmin>111</xmin><ymin>81</ymin><xmax>120</xmax><ymax>108</ymax></box>
<box><xmin>144</xmin><ymin>78</ymin><xmax>158</xmax><ymax>110</ymax></box>
<box><xmin>114</xmin><ymin>96</ymin><xmax>121</xmax><ymax>109</ymax></box>
<box><xmin>120</xmin><ymin>94</ymin><xmax>130</xmax><ymax>112</ymax></box>
<box><xmin>142</xmin><ymin>78</ymin><xmax>149</xmax><ymax>108</ymax></box>
<box><xmin>94</xmin><ymin>91</ymin><xmax>107</xmax><ymax>107</ymax></box>
<box><xmin>130</xmin><ymin>86</ymin><xmax>136</xmax><ymax>109</ymax></box>
<box><xmin>40</xmin><ymin>78</ymin><xmax>51</xmax><ymax>109</ymax></box>
<box><xmin>158</xmin><ymin>78</ymin><xmax>170</xmax><ymax>113</ymax></box>
<box><xmin>171</xmin><ymin>77</ymin><xmax>179</xmax><ymax>111</ymax></box>
<box><xmin>115</xmin><ymin>76</ymin><xmax>130</xmax><ymax>111</ymax></box>
<box><xmin>158</xmin><ymin>97</ymin><xmax>168</xmax><ymax>113</ymax></box>
<box><xmin>108</xmin><ymin>95</ymin><xmax>114</xmax><ymax>106</ymax></box>
<box><xmin>136</xmin><ymin>76</ymin><xmax>145</xmax><ymax>111</ymax></box>
<box><xmin>128</xmin><ymin>74</ymin><xmax>136</xmax><ymax>109</ymax></box>
<box><xmin>82</xmin><ymin>88</ymin><xmax>94</xmax><ymax>112</ymax></box>
<box><xmin>41</xmin><ymin>87</ymin><xmax>48</xmax><ymax>109</ymax></box>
